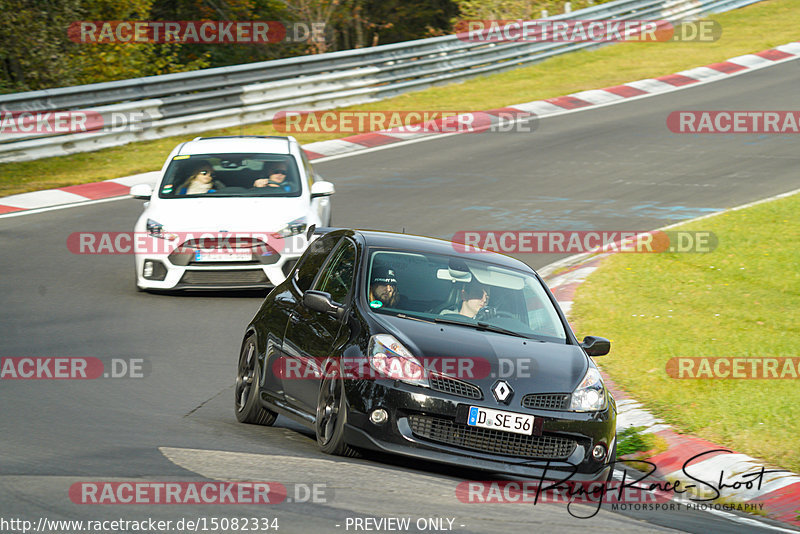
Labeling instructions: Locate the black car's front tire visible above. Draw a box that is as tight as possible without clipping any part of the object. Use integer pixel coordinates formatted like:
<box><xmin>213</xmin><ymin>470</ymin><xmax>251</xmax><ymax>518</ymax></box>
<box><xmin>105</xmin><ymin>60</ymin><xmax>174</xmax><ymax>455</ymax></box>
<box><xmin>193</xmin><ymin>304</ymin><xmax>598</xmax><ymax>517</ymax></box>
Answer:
<box><xmin>235</xmin><ymin>335</ymin><xmax>278</xmax><ymax>425</ymax></box>
<box><xmin>315</xmin><ymin>368</ymin><xmax>358</xmax><ymax>457</ymax></box>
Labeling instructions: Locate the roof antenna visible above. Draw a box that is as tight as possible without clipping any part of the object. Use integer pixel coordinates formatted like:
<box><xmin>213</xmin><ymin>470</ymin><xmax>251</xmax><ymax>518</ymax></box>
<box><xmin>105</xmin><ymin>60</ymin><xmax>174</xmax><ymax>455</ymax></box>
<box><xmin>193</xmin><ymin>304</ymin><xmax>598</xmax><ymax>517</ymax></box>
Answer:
<box><xmin>402</xmin><ymin>227</ymin><xmax>406</xmax><ymax>234</ymax></box>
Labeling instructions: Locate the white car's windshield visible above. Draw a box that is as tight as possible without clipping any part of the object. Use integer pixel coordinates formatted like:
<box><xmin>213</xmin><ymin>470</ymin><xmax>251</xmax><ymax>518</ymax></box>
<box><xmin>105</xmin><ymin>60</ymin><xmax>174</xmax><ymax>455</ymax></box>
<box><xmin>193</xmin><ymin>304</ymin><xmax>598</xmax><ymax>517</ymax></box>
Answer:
<box><xmin>366</xmin><ymin>249</ymin><xmax>567</xmax><ymax>342</ymax></box>
<box><xmin>158</xmin><ymin>153</ymin><xmax>302</xmax><ymax>198</ymax></box>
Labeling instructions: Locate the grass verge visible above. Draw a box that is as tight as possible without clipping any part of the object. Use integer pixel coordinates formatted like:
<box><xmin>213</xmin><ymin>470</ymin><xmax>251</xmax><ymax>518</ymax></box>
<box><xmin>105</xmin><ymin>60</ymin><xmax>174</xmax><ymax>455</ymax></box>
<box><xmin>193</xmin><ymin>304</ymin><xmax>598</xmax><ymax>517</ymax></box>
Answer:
<box><xmin>1</xmin><ymin>0</ymin><xmax>799</xmax><ymax>196</ymax></box>
<box><xmin>571</xmin><ymin>192</ymin><xmax>800</xmax><ymax>473</ymax></box>
<box><xmin>616</xmin><ymin>426</ymin><xmax>669</xmax><ymax>465</ymax></box>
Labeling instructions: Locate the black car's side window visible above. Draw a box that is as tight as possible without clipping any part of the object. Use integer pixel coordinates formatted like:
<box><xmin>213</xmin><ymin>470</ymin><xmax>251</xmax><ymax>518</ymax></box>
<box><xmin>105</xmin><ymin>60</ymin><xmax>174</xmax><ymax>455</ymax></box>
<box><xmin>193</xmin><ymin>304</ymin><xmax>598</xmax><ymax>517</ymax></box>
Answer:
<box><xmin>315</xmin><ymin>240</ymin><xmax>356</xmax><ymax>304</ymax></box>
<box><xmin>293</xmin><ymin>234</ymin><xmax>340</xmax><ymax>293</ymax></box>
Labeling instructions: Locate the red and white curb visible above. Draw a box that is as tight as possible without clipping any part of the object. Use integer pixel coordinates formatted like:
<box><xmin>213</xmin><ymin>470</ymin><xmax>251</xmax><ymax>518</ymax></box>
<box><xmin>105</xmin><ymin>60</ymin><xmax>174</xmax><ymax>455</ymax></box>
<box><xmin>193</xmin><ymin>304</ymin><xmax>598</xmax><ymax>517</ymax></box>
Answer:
<box><xmin>541</xmin><ymin>190</ymin><xmax>800</xmax><ymax>528</ymax></box>
<box><xmin>1</xmin><ymin>40</ymin><xmax>799</xmax><ymax>217</ymax></box>
<box><xmin>0</xmin><ymin>171</ymin><xmax>160</xmax><ymax>216</ymax></box>
<box><xmin>300</xmin><ymin>40</ymin><xmax>800</xmax><ymax>160</ymax></box>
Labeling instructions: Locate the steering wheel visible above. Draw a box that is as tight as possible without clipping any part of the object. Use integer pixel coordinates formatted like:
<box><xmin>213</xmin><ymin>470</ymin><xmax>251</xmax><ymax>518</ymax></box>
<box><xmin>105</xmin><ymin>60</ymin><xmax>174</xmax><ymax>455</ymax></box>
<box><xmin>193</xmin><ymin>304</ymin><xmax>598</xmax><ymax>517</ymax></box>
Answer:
<box><xmin>475</xmin><ymin>306</ymin><xmax>516</xmax><ymax>322</ymax></box>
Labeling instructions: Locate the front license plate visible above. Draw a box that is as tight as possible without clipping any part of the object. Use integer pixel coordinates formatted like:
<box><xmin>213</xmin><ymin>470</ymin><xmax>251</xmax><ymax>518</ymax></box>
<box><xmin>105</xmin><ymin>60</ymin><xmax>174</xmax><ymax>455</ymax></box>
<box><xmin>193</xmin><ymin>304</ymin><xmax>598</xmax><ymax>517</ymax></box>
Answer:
<box><xmin>467</xmin><ymin>406</ymin><xmax>535</xmax><ymax>435</ymax></box>
<box><xmin>194</xmin><ymin>250</ymin><xmax>252</xmax><ymax>262</ymax></box>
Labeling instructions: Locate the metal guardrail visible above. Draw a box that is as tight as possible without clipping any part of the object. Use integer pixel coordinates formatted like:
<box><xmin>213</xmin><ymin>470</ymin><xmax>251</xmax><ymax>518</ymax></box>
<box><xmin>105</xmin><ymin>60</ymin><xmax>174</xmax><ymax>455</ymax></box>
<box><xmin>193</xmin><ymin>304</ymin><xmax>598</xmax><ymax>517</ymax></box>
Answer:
<box><xmin>0</xmin><ymin>0</ymin><xmax>763</xmax><ymax>163</ymax></box>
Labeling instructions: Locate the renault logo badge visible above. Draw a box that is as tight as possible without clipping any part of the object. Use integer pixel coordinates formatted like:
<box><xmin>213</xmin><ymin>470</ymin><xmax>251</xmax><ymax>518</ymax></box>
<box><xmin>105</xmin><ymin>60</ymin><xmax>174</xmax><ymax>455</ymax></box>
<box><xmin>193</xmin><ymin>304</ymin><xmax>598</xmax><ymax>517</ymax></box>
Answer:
<box><xmin>492</xmin><ymin>380</ymin><xmax>514</xmax><ymax>404</ymax></box>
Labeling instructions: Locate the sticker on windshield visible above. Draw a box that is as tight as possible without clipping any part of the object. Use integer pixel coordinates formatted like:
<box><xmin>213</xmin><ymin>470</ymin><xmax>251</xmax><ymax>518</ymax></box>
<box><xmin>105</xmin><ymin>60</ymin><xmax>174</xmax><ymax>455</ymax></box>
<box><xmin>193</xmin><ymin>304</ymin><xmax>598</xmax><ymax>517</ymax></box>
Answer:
<box><xmin>369</xmin><ymin>300</ymin><xmax>383</xmax><ymax>308</ymax></box>
<box><xmin>162</xmin><ymin>185</ymin><xmax>173</xmax><ymax>194</ymax></box>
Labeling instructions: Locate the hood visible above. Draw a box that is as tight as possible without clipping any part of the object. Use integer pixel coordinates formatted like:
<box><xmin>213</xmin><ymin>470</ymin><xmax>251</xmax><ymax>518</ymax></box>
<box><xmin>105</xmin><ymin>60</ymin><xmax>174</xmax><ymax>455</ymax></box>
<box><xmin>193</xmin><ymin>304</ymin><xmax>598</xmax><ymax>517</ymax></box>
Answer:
<box><xmin>144</xmin><ymin>196</ymin><xmax>307</xmax><ymax>233</ymax></box>
<box><xmin>372</xmin><ymin>313</ymin><xmax>588</xmax><ymax>394</ymax></box>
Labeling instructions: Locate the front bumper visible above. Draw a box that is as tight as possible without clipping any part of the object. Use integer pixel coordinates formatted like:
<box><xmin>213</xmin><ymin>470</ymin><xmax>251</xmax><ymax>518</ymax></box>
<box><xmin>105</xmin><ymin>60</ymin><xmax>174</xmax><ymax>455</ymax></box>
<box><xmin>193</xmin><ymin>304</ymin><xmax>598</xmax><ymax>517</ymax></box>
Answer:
<box><xmin>342</xmin><ymin>380</ymin><xmax>615</xmax><ymax>481</ymax></box>
<box><xmin>135</xmin><ymin>252</ymin><xmax>300</xmax><ymax>290</ymax></box>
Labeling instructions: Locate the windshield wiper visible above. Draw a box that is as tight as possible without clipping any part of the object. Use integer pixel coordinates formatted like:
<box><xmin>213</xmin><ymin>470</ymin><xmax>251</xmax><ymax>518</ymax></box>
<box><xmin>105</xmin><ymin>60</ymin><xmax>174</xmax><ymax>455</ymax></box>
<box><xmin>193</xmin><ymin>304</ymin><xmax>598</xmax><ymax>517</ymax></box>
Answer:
<box><xmin>433</xmin><ymin>317</ymin><xmax>530</xmax><ymax>339</ymax></box>
<box><xmin>396</xmin><ymin>313</ymin><xmax>436</xmax><ymax>324</ymax></box>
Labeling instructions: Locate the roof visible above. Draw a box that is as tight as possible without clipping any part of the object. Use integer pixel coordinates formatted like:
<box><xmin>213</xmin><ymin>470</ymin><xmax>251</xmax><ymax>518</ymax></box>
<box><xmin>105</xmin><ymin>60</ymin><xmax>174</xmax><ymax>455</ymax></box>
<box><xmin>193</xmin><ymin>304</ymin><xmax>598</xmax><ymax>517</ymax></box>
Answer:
<box><xmin>178</xmin><ymin>136</ymin><xmax>296</xmax><ymax>156</ymax></box>
<box><xmin>345</xmin><ymin>229</ymin><xmax>534</xmax><ymax>273</ymax></box>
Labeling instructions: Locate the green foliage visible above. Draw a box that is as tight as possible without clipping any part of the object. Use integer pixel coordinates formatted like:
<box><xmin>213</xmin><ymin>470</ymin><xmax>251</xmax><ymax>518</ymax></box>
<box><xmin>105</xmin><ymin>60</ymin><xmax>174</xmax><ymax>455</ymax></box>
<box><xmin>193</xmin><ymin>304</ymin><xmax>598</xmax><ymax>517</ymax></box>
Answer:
<box><xmin>451</xmin><ymin>0</ymin><xmax>615</xmax><ymax>19</ymax></box>
<box><xmin>572</xmin><ymin>191</ymin><xmax>800</xmax><ymax>473</ymax></box>
<box><xmin>0</xmin><ymin>0</ymin><xmax>83</xmax><ymax>92</ymax></box>
<box><xmin>616</xmin><ymin>426</ymin><xmax>651</xmax><ymax>456</ymax></box>
<box><xmin>0</xmin><ymin>0</ymin><xmax>461</xmax><ymax>93</ymax></box>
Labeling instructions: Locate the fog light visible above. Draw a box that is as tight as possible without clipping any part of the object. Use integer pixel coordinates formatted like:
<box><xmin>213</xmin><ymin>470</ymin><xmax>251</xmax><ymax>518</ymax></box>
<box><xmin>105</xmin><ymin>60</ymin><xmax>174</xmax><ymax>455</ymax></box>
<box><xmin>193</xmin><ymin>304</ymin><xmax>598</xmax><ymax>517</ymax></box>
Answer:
<box><xmin>143</xmin><ymin>261</ymin><xmax>154</xmax><ymax>278</ymax></box>
<box><xmin>592</xmin><ymin>444</ymin><xmax>606</xmax><ymax>461</ymax></box>
<box><xmin>370</xmin><ymin>409</ymin><xmax>388</xmax><ymax>425</ymax></box>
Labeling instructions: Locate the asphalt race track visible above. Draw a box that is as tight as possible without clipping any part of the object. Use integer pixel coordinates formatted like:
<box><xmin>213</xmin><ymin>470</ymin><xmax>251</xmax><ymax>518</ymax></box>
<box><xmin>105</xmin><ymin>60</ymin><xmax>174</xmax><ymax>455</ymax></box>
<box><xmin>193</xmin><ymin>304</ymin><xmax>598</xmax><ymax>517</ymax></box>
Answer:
<box><xmin>1</xmin><ymin>59</ymin><xmax>799</xmax><ymax>534</ymax></box>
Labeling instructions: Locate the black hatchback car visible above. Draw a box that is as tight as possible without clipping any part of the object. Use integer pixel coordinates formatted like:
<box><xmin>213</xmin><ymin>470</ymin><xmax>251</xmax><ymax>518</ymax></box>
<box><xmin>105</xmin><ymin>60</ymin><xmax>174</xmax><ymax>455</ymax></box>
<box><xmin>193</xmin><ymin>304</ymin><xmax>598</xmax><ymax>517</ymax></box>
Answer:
<box><xmin>235</xmin><ymin>229</ymin><xmax>616</xmax><ymax>481</ymax></box>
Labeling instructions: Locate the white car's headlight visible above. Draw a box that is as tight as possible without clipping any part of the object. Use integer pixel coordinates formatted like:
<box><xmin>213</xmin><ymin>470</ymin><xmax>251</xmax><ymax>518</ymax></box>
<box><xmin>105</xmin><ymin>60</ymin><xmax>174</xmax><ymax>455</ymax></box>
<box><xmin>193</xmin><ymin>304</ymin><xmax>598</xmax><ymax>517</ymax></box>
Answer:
<box><xmin>276</xmin><ymin>217</ymin><xmax>307</xmax><ymax>238</ymax></box>
<box><xmin>570</xmin><ymin>367</ymin><xmax>607</xmax><ymax>412</ymax></box>
<box><xmin>368</xmin><ymin>334</ymin><xmax>428</xmax><ymax>388</ymax></box>
<box><xmin>146</xmin><ymin>218</ymin><xmax>166</xmax><ymax>239</ymax></box>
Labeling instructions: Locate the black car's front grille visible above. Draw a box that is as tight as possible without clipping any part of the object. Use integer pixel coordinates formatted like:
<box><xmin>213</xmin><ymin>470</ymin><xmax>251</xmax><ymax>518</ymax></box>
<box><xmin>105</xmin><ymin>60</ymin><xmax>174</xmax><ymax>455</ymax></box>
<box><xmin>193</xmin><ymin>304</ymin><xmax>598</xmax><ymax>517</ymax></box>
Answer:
<box><xmin>521</xmin><ymin>393</ymin><xmax>570</xmax><ymax>411</ymax></box>
<box><xmin>429</xmin><ymin>374</ymin><xmax>482</xmax><ymax>399</ymax></box>
<box><xmin>408</xmin><ymin>415</ymin><xmax>576</xmax><ymax>460</ymax></box>
<box><xmin>179</xmin><ymin>270</ymin><xmax>268</xmax><ymax>285</ymax></box>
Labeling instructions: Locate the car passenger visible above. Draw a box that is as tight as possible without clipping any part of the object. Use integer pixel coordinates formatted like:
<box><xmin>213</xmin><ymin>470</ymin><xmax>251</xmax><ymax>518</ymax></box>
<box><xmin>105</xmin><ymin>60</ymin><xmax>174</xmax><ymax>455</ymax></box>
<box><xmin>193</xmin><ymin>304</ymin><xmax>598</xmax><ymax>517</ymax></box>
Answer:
<box><xmin>178</xmin><ymin>163</ymin><xmax>220</xmax><ymax>195</ymax></box>
<box><xmin>368</xmin><ymin>267</ymin><xmax>406</xmax><ymax>309</ymax></box>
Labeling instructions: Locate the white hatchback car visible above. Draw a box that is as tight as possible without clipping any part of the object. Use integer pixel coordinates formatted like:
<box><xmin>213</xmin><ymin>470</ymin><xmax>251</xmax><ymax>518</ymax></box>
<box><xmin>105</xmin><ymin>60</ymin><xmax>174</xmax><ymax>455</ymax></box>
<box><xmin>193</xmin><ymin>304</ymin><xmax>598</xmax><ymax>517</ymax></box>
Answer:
<box><xmin>131</xmin><ymin>135</ymin><xmax>334</xmax><ymax>291</ymax></box>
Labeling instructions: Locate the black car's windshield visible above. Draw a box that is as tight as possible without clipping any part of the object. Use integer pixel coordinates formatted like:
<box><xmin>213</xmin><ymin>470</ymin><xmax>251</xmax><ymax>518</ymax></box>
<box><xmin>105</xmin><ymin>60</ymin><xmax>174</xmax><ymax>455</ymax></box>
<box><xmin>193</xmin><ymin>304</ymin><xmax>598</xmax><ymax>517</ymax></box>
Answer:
<box><xmin>365</xmin><ymin>249</ymin><xmax>567</xmax><ymax>343</ymax></box>
<box><xmin>158</xmin><ymin>153</ymin><xmax>302</xmax><ymax>198</ymax></box>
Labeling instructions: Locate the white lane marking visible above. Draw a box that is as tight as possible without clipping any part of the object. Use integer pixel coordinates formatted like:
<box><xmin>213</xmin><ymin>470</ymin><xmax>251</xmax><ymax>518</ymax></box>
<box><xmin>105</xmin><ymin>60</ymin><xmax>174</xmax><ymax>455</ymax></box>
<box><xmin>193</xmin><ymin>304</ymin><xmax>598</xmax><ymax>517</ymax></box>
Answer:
<box><xmin>0</xmin><ymin>189</ymin><xmax>87</xmax><ymax>209</ymax></box>
<box><xmin>513</xmin><ymin>100</ymin><xmax>574</xmax><ymax>115</ymax></box>
<box><xmin>727</xmin><ymin>54</ymin><xmax>774</xmax><ymax>68</ymax></box>
<box><xmin>546</xmin><ymin>266</ymin><xmax>600</xmax><ymax>288</ymax></box>
<box><xmin>699</xmin><ymin>508</ymin><xmax>799</xmax><ymax>534</ymax></box>
<box><xmin>303</xmin><ymin>138</ymin><xmax>371</xmax><ymax>156</ymax></box>
<box><xmin>106</xmin><ymin>171</ymin><xmax>161</xmax><ymax>187</ymax></box>
<box><xmin>614</xmin><ymin>401</ymin><xmax>669</xmax><ymax>434</ymax></box>
<box><xmin>625</xmin><ymin>79</ymin><xmax>680</xmax><ymax>93</ymax></box>
<box><xmin>568</xmin><ymin>90</ymin><xmax>625</xmax><ymax>105</ymax></box>
<box><xmin>676</xmin><ymin>66</ymin><xmax>727</xmax><ymax>82</ymax></box>
<box><xmin>776</xmin><ymin>43</ymin><xmax>800</xmax><ymax>54</ymax></box>
<box><xmin>0</xmin><ymin>195</ymin><xmax>134</xmax><ymax>218</ymax></box>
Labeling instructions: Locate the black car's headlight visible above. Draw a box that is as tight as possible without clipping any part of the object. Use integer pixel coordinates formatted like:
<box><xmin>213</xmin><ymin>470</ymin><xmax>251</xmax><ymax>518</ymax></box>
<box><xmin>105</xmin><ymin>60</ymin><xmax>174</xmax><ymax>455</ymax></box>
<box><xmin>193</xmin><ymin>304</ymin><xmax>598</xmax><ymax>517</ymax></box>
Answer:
<box><xmin>368</xmin><ymin>334</ymin><xmax>428</xmax><ymax>388</ymax></box>
<box><xmin>569</xmin><ymin>367</ymin><xmax>607</xmax><ymax>412</ymax></box>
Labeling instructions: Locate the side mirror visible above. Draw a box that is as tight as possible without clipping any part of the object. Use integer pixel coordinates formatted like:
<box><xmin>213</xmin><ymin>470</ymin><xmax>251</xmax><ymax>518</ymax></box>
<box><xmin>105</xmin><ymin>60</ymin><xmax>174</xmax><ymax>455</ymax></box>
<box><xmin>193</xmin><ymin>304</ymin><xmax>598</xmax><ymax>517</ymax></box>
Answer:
<box><xmin>130</xmin><ymin>184</ymin><xmax>153</xmax><ymax>200</ymax></box>
<box><xmin>310</xmin><ymin>181</ymin><xmax>335</xmax><ymax>199</ymax></box>
<box><xmin>580</xmin><ymin>336</ymin><xmax>610</xmax><ymax>357</ymax></box>
<box><xmin>303</xmin><ymin>290</ymin><xmax>346</xmax><ymax>320</ymax></box>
